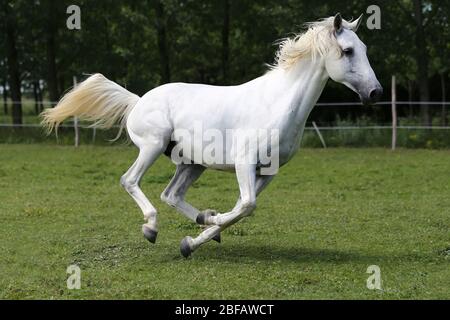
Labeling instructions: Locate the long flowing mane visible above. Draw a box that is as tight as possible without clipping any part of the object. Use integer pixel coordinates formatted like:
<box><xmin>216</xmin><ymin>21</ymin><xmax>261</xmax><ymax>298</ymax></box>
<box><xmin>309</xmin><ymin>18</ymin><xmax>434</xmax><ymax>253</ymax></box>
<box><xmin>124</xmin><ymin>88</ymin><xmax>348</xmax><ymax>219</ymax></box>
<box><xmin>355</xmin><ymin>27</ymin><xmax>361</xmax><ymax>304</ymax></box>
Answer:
<box><xmin>272</xmin><ymin>17</ymin><xmax>344</xmax><ymax>70</ymax></box>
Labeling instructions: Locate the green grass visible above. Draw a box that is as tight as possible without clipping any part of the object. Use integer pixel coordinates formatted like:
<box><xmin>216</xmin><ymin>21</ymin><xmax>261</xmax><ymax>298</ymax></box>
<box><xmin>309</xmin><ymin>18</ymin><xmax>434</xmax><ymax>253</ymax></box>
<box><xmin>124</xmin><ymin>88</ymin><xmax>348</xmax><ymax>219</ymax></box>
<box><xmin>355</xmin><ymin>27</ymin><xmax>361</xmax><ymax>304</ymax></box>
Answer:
<box><xmin>0</xmin><ymin>145</ymin><xmax>449</xmax><ymax>299</ymax></box>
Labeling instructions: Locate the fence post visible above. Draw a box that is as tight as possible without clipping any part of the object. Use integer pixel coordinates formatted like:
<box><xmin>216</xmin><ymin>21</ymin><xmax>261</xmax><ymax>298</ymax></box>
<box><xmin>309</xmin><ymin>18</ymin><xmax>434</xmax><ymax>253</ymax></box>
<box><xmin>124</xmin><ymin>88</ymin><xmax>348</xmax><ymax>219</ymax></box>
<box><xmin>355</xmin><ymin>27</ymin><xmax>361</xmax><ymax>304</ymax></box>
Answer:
<box><xmin>92</xmin><ymin>127</ymin><xmax>96</xmax><ymax>144</ymax></box>
<box><xmin>312</xmin><ymin>121</ymin><xmax>327</xmax><ymax>148</ymax></box>
<box><xmin>391</xmin><ymin>75</ymin><xmax>397</xmax><ymax>150</ymax></box>
<box><xmin>73</xmin><ymin>76</ymin><xmax>79</xmax><ymax>147</ymax></box>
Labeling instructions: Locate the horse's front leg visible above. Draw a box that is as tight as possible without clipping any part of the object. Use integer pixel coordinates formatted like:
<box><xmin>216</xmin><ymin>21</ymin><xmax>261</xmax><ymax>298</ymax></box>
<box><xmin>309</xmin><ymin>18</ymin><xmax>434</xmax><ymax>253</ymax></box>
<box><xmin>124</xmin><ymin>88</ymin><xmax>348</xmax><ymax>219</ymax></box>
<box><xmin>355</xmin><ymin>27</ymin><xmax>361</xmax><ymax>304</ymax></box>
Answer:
<box><xmin>180</xmin><ymin>163</ymin><xmax>256</xmax><ymax>257</ymax></box>
<box><xmin>197</xmin><ymin>174</ymin><xmax>274</xmax><ymax>225</ymax></box>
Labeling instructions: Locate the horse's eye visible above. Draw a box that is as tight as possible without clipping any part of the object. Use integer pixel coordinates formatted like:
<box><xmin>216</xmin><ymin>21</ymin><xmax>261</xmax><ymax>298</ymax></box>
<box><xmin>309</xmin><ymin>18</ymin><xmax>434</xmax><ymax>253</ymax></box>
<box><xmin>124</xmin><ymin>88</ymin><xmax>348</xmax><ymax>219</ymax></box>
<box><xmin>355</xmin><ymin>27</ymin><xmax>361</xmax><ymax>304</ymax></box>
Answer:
<box><xmin>343</xmin><ymin>48</ymin><xmax>354</xmax><ymax>56</ymax></box>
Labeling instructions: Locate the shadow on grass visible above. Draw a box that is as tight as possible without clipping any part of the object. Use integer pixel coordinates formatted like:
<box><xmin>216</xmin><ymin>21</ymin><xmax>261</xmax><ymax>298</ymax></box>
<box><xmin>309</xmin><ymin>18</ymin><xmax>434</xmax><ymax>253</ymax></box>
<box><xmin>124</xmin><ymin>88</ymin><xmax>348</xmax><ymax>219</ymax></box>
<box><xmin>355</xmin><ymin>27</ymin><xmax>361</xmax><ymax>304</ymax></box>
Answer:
<box><xmin>71</xmin><ymin>236</ymin><xmax>425</xmax><ymax>267</ymax></box>
<box><xmin>182</xmin><ymin>243</ymin><xmax>420</xmax><ymax>265</ymax></box>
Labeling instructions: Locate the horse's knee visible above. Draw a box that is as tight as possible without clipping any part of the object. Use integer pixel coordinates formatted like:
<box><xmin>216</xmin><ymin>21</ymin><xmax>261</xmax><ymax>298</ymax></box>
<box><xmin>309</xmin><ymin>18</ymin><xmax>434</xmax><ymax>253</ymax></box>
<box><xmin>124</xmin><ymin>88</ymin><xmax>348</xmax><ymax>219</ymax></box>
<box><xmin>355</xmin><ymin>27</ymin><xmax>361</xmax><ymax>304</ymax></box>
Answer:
<box><xmin>120</xmin><ymin>175</ymin><xmax>137</xmax><ymax>193</ymax></box>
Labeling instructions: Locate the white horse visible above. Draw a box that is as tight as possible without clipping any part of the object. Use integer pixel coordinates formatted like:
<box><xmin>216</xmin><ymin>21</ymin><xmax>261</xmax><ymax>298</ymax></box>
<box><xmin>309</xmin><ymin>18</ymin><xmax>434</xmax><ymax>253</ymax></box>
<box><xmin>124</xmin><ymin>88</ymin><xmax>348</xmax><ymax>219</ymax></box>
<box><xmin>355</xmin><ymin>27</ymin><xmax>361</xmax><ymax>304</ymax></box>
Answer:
<box><xmin>42</xmin><ymin>14</ymin><xmax>382</xmax><ymax>257</ymax></box>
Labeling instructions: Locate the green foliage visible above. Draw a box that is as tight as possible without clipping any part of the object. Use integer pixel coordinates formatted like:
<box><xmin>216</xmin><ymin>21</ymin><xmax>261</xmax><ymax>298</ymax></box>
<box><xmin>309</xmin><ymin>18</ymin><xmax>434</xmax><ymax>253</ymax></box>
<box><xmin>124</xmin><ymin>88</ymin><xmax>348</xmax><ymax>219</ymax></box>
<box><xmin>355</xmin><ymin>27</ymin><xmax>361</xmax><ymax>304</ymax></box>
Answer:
<box><xmin>1</xmin><ymin>1</ymin><xmax>449</xmax><ymax>135</ymax></box>
<box><xmin>1</xmin><ymin>1</ymin><xmax>449</xmax><ymax>94</ymax></box>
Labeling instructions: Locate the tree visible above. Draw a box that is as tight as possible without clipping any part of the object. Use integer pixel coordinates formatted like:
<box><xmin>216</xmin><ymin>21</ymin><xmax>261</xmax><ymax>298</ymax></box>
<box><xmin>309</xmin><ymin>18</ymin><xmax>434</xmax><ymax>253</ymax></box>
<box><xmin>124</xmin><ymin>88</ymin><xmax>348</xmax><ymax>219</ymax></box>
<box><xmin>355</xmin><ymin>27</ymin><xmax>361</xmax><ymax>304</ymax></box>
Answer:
<box><xmin>0</xmin><ymin>55</ymin><xmax>8</xmax><ymax>115</ymax></box>
<box><xmin>1</xmin><ymin>0</ymin><xmax>448</xmax><ymax>129</ymax></box>
<box><xmin>2</xmin><ymin>1</ymin><xmax>22</xmax><ymax>124</ymax></box>
<box><xmin>413</xmin><ymin>0</ymin><xmax>431</xmax><ymax>125</ymax></box>
<box><xmin>19</xmin><ymin>1</ymin><xmax>47</xmax><ymax>114</ymax></box>
<box><xmin>427</xmin><ymin>0</ymin><xmax>450</xmax><ymax>125</ymax></box>
<box><xmin>43</xmin><ymin>0</ymin><xmax>60</xmax><ymax>104</ymax></box>
<box><xmin>153</xmin><ymin>0</ymin><xmax>171</xmax><ymax>83</ymax></box>
<box><xmin>221</xmin><ymin>0</ymin><xmax>230</xmax><ymax>84</ymax></box>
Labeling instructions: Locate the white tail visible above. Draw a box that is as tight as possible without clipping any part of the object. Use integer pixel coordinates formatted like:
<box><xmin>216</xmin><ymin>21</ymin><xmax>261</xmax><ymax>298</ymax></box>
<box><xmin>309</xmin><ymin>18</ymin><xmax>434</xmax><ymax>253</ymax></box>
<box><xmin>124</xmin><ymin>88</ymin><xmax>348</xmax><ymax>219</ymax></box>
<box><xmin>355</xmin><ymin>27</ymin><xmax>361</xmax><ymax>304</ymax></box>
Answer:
<box><xmin>41</xmin><ymin>73</ymin><xmax>140</xmax><ymax>136</ymax></box>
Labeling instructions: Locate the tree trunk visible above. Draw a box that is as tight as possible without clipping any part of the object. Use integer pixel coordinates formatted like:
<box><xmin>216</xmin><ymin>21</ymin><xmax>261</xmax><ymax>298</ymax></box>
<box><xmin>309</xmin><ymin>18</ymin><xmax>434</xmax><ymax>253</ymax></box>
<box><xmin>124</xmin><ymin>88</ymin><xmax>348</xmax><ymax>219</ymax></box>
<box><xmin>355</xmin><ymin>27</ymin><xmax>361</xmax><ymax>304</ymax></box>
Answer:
<box><xmin>38</xmin><ymin>82</ymin><xmax>44</xmax><ymax>113</ymax></box>
<box><xmin>4</xmin><ymin>2</ymin><xmax>22</xmax><ymax>124</ymax></box>
<box><xmin>221</xmin><ymin>0</ymin><xmax>230</xmax><ymax>84</ymax></box>
<box><xmin>58</xmin><ymin>73</ymin><xmax>65</xmax><ymax>98</ymax></box>
<box><xmin>408</xmin><ymin>80</ymin><xmax>414</xmax><ymax>118</ymax></box>
<box><xmin>33</xmin><ymin>81</ymin><xmax>39</xmax><ymax>115</ymax></box>
<box><xmin>154</xmin><ymin>0</ymin><xmax>171</xmax><ymax>84</ymax></box>
<box><xmin>45</xmin><ymin>0</ymin><xmax>59</xmax><ymax>104</ymax></box>
<box><xmin>441</xmin><ymin>73</ymin><xmax>447</xmax><ymax>126</ymax></box>
<box><xmin>2</xmin><ymin>80</ymin><xmax>7</xmax><ymax>115</ymax></box>
<box><xmin>413</xmin><ymin>0</ymin><xmax>431</xmax><ymax>126</ymax></box>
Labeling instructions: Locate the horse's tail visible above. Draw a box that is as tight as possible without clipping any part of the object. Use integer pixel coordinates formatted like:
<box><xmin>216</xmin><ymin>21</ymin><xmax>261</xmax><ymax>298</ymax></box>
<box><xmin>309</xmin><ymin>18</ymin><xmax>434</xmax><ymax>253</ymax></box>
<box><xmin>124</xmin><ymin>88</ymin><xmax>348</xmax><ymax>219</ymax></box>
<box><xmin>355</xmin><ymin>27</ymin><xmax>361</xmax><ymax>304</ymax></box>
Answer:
<box><xmin>41</xmin><ymin>73</ymin><xmax>140</xmax><ymax>137</ymax></box>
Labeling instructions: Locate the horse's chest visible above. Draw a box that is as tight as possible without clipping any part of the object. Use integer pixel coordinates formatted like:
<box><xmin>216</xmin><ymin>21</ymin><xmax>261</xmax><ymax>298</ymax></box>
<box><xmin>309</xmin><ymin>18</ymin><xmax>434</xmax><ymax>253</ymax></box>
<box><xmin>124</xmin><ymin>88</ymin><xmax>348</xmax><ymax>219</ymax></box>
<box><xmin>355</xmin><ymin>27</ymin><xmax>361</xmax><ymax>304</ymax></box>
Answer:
<box><xmin>278</xmin><ymin>124</ymin><xmax>306</xmax><ymax>164</ymax></box>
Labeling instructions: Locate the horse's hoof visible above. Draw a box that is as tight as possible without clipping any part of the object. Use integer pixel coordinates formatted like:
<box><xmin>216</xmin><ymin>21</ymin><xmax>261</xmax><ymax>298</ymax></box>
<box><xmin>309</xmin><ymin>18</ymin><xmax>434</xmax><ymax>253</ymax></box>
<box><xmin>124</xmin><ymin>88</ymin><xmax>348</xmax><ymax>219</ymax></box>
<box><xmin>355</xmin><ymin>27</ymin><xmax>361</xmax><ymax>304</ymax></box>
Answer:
<box><xmin>212</xmin><ymin>233</ymin><xmax>221</xmax><ymax>243</ymax></box>
<box><xmin>180</xmin><ymin>236</ymin><xmax>194</xmax><ymax>258</ymax></box>
<box><xmin>196</xmin><ymin>213</ymin><xmax>207</xmax><ymax>225</ymax></box>
<box><xmin>142</xmin><ymin>225</ymin><xmax>158</xmax><ymax>244</ymax></box>
<box><xmin>196</xmin><ymin>210</ymin><xmax>218</xmax><ymax>225</ymax></box>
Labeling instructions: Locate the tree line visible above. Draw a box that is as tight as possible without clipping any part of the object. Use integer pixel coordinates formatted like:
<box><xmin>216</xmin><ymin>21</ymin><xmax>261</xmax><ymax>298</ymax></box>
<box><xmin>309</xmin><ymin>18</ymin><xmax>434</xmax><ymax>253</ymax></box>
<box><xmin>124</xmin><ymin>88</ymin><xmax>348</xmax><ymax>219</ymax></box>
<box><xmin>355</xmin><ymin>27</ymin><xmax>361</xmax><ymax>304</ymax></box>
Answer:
<box><xmin>1</xmin><ymin>0</ymin><xmax>449</xmax><ymax>125</ymax></box>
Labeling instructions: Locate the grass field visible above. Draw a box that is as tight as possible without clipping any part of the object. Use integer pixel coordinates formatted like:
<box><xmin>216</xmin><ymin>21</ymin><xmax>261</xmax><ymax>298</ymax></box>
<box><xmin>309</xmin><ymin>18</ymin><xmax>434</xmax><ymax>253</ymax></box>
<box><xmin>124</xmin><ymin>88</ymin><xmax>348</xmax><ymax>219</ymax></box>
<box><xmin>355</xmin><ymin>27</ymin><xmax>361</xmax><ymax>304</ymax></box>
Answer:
<box><xmin>0</xmin><ymin>144</ymin><xmax>449</xmax><ymax>299</ymax></box>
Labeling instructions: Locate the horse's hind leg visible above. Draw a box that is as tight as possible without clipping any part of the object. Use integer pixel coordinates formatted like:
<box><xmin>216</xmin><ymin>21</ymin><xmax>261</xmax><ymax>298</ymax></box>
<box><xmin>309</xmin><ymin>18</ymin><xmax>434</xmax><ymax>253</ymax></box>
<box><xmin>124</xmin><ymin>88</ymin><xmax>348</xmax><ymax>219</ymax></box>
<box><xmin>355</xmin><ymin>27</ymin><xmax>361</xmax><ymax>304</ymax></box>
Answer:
<box><xmin>161</xmin><ymin>164</ymin><xmax>222</xmax><ymax>243</ymax></box>
<box><xmin>160</xmin><ymin>164</ymin><xmax>206</xmax><ymax>222</ymax></box>
<box><xmin>120</xmin><ymin>143</ymin><xmax>165</xmax><ymax>244</ymax></box>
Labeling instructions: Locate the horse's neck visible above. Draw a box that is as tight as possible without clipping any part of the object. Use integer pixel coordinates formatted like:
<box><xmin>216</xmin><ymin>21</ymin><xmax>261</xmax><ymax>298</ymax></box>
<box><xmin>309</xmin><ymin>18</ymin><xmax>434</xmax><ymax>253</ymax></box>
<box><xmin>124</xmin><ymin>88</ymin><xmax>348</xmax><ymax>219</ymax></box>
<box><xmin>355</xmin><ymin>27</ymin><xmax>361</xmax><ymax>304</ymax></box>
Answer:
<box><xmin>270</xmin><ymin>58</ymin><xmax>328</xmax><ymax>124</ymax></box>
<box><xmin>265</xmin><ymin>59</ymin><xmax>329</xmax><ymax>157</ymax></box>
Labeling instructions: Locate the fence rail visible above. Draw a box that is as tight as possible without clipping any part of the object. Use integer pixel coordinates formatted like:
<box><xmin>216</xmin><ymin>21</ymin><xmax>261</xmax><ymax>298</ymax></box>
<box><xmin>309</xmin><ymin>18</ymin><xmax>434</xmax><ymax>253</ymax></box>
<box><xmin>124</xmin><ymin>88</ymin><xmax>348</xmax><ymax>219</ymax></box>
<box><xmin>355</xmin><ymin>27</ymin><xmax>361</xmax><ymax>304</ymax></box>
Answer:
<box><xmin>4</xmin><ymin>100</ymin><xmax>450</xmax><ymax>106</ymax></box>
<box><xmin>1</xmin><ymin>96</ymin><xmax>449</xmax><ymax>148</ymax></box>
<box><xmin>2</xmin><ymin>123</ymin><xmax>450</xmax><ymax>130</ymax></box>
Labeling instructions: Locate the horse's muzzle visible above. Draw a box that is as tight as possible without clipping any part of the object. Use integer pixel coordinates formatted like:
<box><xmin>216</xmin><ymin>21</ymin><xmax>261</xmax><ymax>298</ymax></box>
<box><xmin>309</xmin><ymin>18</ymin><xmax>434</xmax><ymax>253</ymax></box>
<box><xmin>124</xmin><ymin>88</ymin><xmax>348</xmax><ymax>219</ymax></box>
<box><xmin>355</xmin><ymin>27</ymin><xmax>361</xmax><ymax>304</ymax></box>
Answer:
<box><xmin>361</xmin><ymin>85</ymin><xmax>383</xmax><ymax>106</ymax></box>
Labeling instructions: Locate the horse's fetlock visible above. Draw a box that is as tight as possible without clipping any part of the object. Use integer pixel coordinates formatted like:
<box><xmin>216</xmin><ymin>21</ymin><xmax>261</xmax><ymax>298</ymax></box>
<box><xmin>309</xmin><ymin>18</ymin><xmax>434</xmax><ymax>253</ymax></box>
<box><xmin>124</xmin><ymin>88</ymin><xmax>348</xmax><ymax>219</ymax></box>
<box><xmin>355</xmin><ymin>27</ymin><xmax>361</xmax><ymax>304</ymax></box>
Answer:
<box><xmin>144</xmin><ymin>210</ymin><xmax>157</xmax><ymax>221</ymax></box>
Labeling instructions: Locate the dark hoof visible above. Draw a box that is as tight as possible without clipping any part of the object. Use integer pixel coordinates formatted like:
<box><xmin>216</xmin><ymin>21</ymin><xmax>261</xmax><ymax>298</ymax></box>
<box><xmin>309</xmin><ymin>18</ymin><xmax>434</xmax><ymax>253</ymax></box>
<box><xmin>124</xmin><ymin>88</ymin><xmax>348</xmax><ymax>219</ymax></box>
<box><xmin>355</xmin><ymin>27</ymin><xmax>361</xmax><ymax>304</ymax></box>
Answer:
<box><xmin>196</xmin><ymin>213</ymin><xmax>206</xmax><ymax>225</ymax></box>
<box><xmin>180</xmin><ymin>236</ymin><xmax>193</xmax><ymax>258</ymax></box>
<box><xmin>142</xmin><ymin>225</ymin><xmax>158</xmax><ymax>244</ymax></box>
<box><xmin>212</xmin><ymin>233</ymin><xmax>221</xmax><ymax>243</ymax></box>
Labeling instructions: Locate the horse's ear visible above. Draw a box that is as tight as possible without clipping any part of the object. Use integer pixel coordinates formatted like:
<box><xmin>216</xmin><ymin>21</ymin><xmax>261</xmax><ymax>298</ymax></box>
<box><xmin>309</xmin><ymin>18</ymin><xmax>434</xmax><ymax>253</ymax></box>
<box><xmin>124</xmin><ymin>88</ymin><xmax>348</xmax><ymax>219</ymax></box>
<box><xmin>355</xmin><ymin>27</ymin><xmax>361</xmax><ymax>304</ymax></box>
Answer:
<box><xmin>348</xmin><ymin>14</ymin><xmax>363</xmax><ymax>32</ymax></box>
<box><xmin>334</xmin><ymin>13</ymin><xmax>343</xmax><ymax>34</ymax></box>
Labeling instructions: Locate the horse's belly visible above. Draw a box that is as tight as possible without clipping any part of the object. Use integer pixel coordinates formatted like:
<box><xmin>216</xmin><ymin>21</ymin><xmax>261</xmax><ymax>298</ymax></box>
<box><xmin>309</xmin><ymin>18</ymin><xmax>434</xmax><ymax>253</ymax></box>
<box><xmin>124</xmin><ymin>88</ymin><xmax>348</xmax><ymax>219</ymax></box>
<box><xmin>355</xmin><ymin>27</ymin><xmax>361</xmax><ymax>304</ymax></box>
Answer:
<box><xmin>203</xmin><ymin>163</ymin><xmax>236</xmax><ymax>172</ymax></box>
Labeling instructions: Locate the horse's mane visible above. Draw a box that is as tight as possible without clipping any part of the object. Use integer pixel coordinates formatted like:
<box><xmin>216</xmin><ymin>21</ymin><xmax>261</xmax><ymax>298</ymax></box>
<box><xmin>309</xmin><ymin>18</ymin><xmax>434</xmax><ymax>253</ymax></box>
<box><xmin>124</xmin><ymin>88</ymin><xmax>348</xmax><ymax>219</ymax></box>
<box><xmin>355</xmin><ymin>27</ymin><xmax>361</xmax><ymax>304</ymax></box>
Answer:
<box><xmin>271</xmin><ymin>16</ymin><xmax>347</xmax><ymax>70</ymax></box>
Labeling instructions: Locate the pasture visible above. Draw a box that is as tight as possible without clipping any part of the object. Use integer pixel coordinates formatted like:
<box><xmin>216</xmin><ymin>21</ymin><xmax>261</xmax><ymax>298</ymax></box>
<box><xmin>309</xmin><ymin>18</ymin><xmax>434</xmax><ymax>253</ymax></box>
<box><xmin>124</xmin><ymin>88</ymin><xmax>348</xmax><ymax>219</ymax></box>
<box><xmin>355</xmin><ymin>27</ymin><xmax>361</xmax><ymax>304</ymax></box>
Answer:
<box><xmin>0</xmin><ymin>144</ymin><xmax>449</xmax><ymax>299</ymax></box>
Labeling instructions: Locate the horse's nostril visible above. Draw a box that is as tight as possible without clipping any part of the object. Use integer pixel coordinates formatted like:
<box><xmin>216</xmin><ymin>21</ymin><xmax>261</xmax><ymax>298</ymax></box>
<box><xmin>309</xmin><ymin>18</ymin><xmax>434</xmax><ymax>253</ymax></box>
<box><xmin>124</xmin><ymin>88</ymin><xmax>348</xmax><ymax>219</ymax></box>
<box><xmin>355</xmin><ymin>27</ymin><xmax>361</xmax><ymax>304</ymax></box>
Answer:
<box><xmin>369</xmin><ymin>87</ymin><xmax>383</xmax><ymax>101</ymax></box>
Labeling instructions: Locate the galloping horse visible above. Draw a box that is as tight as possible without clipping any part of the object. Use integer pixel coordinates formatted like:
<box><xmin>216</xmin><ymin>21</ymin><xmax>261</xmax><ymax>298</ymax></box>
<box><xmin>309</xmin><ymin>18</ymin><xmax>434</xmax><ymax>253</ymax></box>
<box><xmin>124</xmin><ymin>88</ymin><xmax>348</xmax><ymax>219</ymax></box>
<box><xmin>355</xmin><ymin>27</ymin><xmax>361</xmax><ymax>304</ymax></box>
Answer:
<box><xmin>42</xmin><ymin>14</ymin><xmax>382</xmax><ymax>257</ymax></box>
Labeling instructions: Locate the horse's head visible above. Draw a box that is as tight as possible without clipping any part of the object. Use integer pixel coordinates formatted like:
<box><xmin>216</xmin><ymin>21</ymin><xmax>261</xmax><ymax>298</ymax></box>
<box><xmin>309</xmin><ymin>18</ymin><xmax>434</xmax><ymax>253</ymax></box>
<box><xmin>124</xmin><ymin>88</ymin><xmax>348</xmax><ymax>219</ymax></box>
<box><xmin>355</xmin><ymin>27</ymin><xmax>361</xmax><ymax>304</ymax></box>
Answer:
<box><xmin>325</xmin><ymin>13</ymin><xmax>383</xmax><ymax>106</ymax></box>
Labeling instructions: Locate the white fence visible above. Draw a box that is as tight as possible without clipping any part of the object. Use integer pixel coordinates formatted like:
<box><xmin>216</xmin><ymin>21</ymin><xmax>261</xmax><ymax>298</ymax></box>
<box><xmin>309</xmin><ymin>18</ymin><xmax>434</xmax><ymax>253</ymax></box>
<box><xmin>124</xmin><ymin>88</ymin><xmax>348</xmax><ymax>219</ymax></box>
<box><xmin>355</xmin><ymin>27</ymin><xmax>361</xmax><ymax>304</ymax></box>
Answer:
<box><xmin>1</xmin><ymin>101</ymin><xmax>449</xmax><ymax>148</ymax></box>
